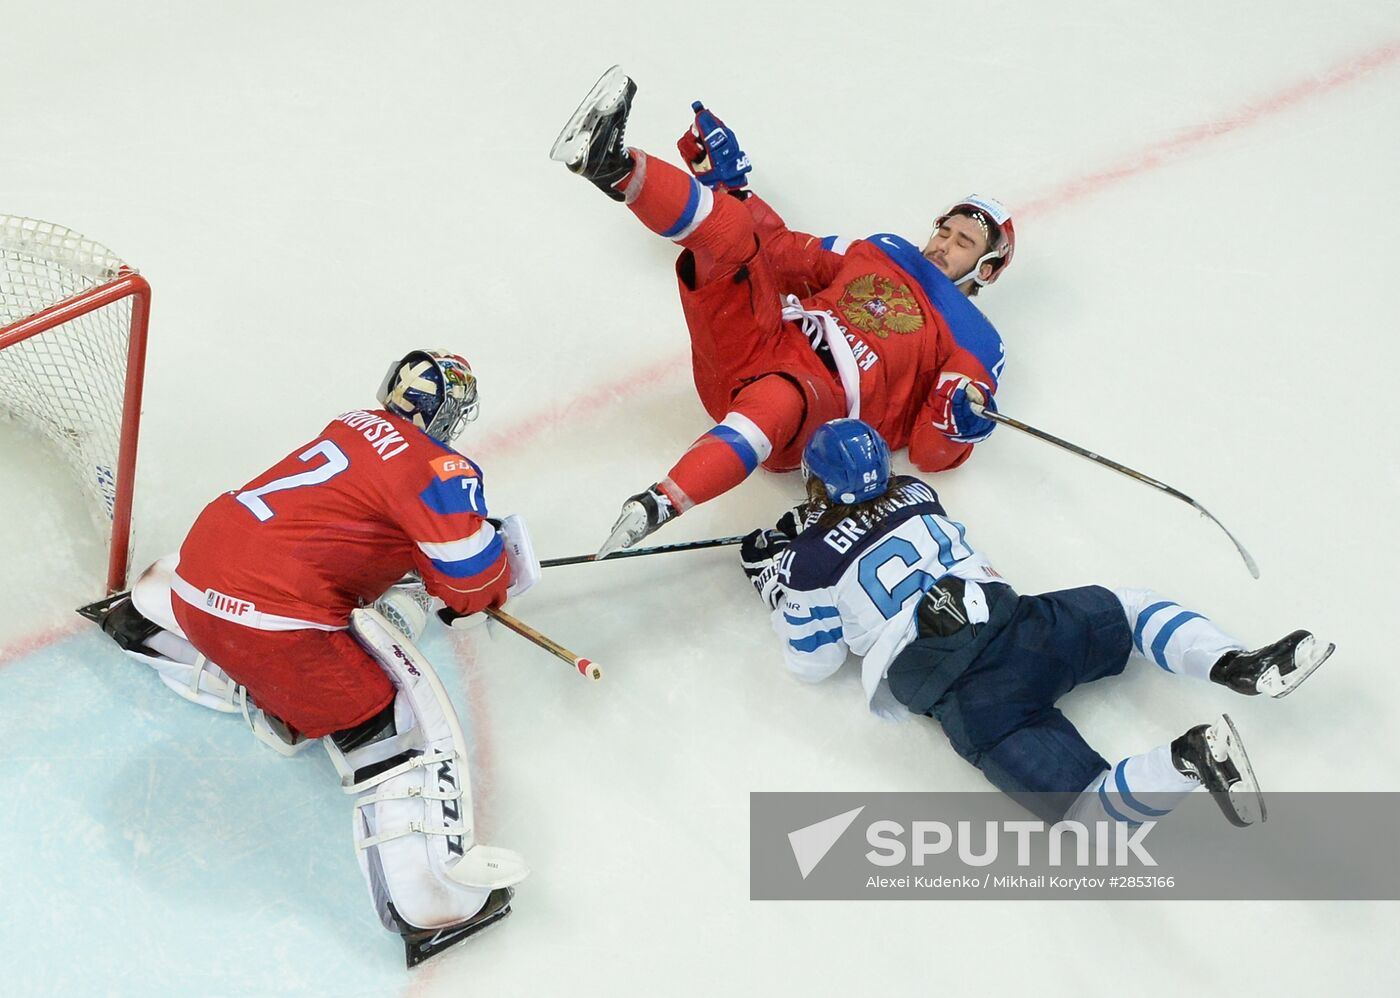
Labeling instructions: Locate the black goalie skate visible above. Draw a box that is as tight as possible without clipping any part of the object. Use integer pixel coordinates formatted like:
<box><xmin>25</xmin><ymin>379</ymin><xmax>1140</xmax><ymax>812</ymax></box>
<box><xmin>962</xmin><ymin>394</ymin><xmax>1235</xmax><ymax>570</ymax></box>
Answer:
<box><xmin>1211</xmin><ymin>629</ymin><xmax>1335</xmax><ymax>699</ymax></box>
<box><xmin>550</xmin><ymin>64</ymin><xmax>638</xmax><ymax>199</ymax></box>
<box><xmin>1171</xmin><ymin>713</ymin><xmax>1266</xmax><ymax>827</ymax></box>
<box><xmin>77</xmin><ymin>590</ymin><xmax>159</xmax><ymax>654</ymax></box>
<box><xmin>398</xmin><ymin>886</ymin><xmax>514</xmax><ymax>968</ymax></box>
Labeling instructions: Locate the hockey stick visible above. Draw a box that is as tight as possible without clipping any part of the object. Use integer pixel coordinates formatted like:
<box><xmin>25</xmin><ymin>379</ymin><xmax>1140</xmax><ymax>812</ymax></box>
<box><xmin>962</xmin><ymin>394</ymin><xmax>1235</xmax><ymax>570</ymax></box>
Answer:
<box><xmin>971</xmin><ymin>401</ymin><xmax>1260</xmax><ymax>578</ymax></box>
<box><xmin>541</xmin><ymin>534</ymin><xmax>747</xmax><ymax>568</ymax></box>
<box><xmin>439</xmin><ymin>606</ymin><xmax>602</xmax><ymax>681</ymax></box>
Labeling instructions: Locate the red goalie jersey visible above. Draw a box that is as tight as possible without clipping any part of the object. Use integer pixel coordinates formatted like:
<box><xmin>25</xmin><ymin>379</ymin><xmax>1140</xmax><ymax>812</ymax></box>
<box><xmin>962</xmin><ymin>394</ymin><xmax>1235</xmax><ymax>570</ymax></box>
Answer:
<box><xmin>172</xmin><ymin>408</ymin><xmax>510</xmax><ymax>630</ymax></box>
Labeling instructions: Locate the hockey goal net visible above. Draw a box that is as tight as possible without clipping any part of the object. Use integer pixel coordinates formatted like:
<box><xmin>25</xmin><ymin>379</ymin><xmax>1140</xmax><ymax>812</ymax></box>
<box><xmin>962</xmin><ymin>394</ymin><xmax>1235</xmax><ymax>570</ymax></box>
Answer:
<box><xmin>0</xmin><ymin>215</ymin><xmax>151</xmax><ymax>594</ymax></box>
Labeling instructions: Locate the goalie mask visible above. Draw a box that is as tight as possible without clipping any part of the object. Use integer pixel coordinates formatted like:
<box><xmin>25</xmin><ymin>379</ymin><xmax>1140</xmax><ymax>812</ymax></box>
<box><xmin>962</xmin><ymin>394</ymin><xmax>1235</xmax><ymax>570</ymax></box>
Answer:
<box><xmin>935</xmin><ymin>194</ymin><xmax>1015</xmax><ymax>290</ymax></box>
<box><xmin>377</xmin><ymin>350</ymin><xmax>480</xmax><ymax>443</ymax></box>
<box><xmin>802</xmin><ymin>418</ymin><xmax>891</xmax><ymax>505</ymax></box>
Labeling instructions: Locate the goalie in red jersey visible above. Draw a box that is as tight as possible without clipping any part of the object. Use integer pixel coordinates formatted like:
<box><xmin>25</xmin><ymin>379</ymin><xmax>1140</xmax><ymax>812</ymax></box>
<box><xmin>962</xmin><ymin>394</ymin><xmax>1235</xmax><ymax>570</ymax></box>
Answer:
<box><xmin>551</xmin><ymin>66</ymin><xmax>1016</xmax><ymax>557</ymax></box>
<box><xmin>79</xmin><ymin>350</ymin><xmax>536</xmax><ymax>965</ymax></box>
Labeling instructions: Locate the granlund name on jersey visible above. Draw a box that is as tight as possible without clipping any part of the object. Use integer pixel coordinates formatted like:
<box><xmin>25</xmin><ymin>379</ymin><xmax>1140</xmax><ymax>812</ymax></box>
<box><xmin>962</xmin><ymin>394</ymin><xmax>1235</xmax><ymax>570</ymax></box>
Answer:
<box><xmin>772</xmin><ymin>477</ymin><xmax>1005</xmax><ymax>711</ymax></box>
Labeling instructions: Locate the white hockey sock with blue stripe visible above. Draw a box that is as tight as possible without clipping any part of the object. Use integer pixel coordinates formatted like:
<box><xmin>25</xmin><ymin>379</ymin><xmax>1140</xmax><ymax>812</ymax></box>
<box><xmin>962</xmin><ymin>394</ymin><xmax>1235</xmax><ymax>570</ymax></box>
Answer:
<box><xmin>1065</xmin><ymin>745</ymin><xmax>1199</xmax><ymax>826</ymax></box>
<box><xmin>1114</xmin><ymin>588</ymin><xmax>1244</xmax><ymax>681</ymax></box>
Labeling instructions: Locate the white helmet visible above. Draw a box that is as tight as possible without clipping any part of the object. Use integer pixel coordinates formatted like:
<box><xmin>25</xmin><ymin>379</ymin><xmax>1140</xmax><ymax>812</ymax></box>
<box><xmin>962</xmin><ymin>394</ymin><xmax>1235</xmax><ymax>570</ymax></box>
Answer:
<box><xmin>935</xmin><ymin>194</ymin><xmax>1016</xmax><ymax>289</ymax></box>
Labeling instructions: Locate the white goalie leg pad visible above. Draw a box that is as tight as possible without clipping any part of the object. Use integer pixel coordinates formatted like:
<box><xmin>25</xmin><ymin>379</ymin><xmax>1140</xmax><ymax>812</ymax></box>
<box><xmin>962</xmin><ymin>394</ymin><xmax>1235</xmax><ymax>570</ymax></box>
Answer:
<box><xmin>499</xmin><ymin>514</ymin><xmax>541</xmax><ymax>598</ymax></box>
<box><xmin>151</xmin><ymin>647</ymin><xmax>243</xmax><ymax>715</ymax></box>
<box><xmin>337</xmin><ymin>608</ymin><xmax>528</xmax><ymax>932</ymax></box>
<box><xmin>131</xmin><ymin>553</ymin><xmax>188</xmax><ymax>638</ymax></box>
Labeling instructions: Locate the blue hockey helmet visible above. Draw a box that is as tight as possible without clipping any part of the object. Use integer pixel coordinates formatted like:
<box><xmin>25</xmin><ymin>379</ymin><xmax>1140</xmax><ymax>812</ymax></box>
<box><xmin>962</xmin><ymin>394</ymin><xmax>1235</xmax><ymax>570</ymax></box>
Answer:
<box><xmin>802</xmin><ymin>418</ymin><xmax>891</xmax><ymax>504</ymax></box>
<box><xmin>377</xmin><ymin>349</ymin><xmax>480</xmax><ymax>443</ymax></box>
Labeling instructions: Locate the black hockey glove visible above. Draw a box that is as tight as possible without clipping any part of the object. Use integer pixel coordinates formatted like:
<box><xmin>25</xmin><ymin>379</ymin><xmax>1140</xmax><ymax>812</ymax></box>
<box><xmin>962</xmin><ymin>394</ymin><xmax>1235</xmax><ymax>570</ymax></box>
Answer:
<box><xmin>741</xmin><ymin>528</ymin><xmax>791</xmax><ymax>609</ymax></box>
<box><xmin>774</xmin><ymin>504</ymin><xmax>810</xmax><ymax>541</ymax></box>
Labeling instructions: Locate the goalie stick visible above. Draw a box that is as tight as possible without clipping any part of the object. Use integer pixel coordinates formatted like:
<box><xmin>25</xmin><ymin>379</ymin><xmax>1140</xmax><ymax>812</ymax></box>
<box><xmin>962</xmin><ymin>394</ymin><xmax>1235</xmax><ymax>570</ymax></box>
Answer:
<box><xmin>439</xmin><ymin>605</ymin><xmax>602</xmax><ymax>681</ymax></box>
<box><xmin>970</xmin><ymin>400</ymin><xmax>1260</xmax><ymax>578</ymax></box>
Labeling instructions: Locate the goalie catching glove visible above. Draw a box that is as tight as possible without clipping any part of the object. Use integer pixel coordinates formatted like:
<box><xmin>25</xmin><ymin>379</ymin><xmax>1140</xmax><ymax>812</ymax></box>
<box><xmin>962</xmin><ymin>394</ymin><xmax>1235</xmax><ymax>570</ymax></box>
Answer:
<box><xmin>740</xmin><ymin>528</ymin><xmax>791</xmax><ymax>609</ymax></box>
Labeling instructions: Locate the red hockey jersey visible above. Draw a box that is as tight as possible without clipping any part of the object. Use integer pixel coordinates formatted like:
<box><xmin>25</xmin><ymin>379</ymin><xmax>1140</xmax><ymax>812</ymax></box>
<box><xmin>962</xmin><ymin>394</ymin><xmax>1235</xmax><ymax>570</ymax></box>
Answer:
<box><xmin>173</xmin><ymin>409</ymin><xmax>510</xmax><ymax>630</ymax></box>
<box><xmin>745</xmin><ymin>194</ymin><xmax>1006</xmax><ymax>471</ymax></box>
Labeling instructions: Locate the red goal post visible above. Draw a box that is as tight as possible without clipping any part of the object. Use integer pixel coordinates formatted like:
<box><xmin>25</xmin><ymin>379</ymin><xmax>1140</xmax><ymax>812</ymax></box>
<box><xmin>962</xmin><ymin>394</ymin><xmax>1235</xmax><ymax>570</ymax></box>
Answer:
<box><xmin>0</xmin><ymin>216</ymin><xmax>151</xmax><ymax>594</ymax></box>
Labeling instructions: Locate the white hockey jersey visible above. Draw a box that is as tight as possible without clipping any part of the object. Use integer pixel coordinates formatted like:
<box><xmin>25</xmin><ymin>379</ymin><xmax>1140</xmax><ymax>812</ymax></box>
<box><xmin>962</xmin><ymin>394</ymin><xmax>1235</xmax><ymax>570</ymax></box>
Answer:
<box><xmin>771</xmin><ymin>477</ymin><xmax>1003</xmax><ymax>710</ymax></box>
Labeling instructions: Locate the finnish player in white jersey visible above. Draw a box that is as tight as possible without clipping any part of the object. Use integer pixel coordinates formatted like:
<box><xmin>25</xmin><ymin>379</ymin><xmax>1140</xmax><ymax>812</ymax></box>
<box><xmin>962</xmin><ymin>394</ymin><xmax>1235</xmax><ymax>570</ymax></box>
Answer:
<box><xmin>740</xmin><ymin>418</ymin><xmax>1336</xmax><ymax>826</ymax></box>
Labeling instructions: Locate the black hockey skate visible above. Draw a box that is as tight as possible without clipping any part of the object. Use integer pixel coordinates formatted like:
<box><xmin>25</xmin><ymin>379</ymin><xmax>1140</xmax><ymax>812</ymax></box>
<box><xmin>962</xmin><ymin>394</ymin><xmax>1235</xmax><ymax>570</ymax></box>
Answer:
<box><xmin>398</xmin><ymin>887</ymin><xmax>514</xmax><ymax>968</ymax></box>
<box><xmin>1171</xmin><ymin>713</ymin><xmax>1266</xmax><ymax>827</ymax></box>
<box><xmin>1210</xmin><ymin>629</ymin><xmax>1334</xmax><ymax>699</ymax></box>
<box><xmin>550</xmin><ymin>65</ymin><xmax>638</xmax><ymax>200</ymax></box>
<box><xmin>597</xmin><ymin>483</ymin><xmax>676</xmax><ymax>559</ymax></box>
<box><xmin>77</xmin><ymin>590</ymin><xmax>159</xmax><ymax>653</ymax></box>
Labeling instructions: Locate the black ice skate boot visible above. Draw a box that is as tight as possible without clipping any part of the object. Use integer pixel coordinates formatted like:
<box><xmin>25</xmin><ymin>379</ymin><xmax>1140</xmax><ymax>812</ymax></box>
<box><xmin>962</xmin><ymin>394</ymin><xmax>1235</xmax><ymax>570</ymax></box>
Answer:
<box><xmin>550</xmin><ymin>65</ymin><xmax>638</xmax><ymax>200</ymax></box>
<box><xmin>1171</xmin><ymin>713</ymin><xmax>1266</xmax><ymax>827</ymax></box>
<box><xmin>76</xmin><ymin>590</ymin><xmax>160</xmax><ymax>654</ymax></box>
<box><xmin>397</xmin><ymin>886</ymin><xmax>514</xmax><ymax>968</ymax></box>
<box><xmin>1210</xmin><ymin>629</ymin><xmax>1335</xmax><ymax>699</ymax></box>
<box><xmin>596</xmin><ymin>483</ymin><xmax>677</xmax><ymax>559</ymax></box>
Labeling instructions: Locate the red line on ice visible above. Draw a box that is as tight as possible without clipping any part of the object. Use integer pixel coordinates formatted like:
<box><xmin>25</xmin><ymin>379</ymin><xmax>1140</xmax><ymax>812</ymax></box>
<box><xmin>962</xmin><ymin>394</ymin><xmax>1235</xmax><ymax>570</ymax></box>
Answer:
<box><xmin>1014</xmin><ymin>38</ymin><xmax>1400</xmax><ymax>219</ymax></box>
<box><xmin>469</xmin><ymin>350</ymin><xmax>690</xmax><ymax>462</ymax></box>
<box><xmin>0</xmin><ymin>618</ymin><xmax>86</xmax><ymax>669</ymax></box>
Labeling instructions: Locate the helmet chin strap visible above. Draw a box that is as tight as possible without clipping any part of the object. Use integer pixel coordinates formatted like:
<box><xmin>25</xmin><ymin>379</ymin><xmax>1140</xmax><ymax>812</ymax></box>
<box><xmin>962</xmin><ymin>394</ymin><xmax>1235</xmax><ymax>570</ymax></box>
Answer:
<box><xmin>951</xmin><ymin>247</ymin><xmax>1003</xmax><ymax>289</ymax></box>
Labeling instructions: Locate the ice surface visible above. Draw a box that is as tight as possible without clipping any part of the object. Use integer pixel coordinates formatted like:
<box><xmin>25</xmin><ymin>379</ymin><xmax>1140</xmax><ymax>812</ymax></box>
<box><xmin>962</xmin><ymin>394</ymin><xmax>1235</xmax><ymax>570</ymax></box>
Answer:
<box><xmin>3</xmin><ymin>1</ymin><xmax>1399</xmax><ymax>995</ymax></box>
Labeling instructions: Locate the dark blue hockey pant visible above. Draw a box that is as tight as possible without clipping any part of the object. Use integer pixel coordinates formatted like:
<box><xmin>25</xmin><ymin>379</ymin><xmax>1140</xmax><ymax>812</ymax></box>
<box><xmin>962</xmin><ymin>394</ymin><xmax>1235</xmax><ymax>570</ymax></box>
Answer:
<box><xmin>897</xmin><ymin>585</ymin><xmax>1133</xmax><ymax>821</ymax></box>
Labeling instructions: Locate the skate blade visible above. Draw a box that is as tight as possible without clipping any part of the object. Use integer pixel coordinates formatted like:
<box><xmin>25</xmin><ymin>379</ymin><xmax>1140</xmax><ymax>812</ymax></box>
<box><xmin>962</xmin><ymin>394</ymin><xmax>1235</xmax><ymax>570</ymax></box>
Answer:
<box><xmin>595</xmin><ymin>523</ymin><xmax>634</xmax><ymax>560</ymax></box>
<box><xmin>1214</xmin><ymin>713</ymin><xmax>1267</xmax><ymax>826</ymax></box>
<box><xmin>403</xmin><ymin>888</ymin><xmax>513</xmax><ymax>968</ymax></box>
<box><xmin>76</xmin><ymin>590</ymin><xmax>131</xmax><ymax>624</ymax></box>
<box><xmin>1263</xmin><ymin>635</ymin><xmax>1336</xmax><ymax>699</ymax></box>
<box><xmin>549</xmin><ymin>64</ymin><xmax>631</xmax><ymax>165</ymax></box>
<box><xmin>596</xmin><ymin>503</ymin><xmax>649</xmax><ymax>560</ymax></box>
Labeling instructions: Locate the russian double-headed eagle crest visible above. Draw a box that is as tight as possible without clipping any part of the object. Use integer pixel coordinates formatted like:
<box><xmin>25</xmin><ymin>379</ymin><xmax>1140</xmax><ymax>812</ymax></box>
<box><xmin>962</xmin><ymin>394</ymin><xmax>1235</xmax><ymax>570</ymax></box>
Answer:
<box><xmin>836</xmin><ymin>274</ymin><xmax>924</xmax><ymax>338</ymax></box>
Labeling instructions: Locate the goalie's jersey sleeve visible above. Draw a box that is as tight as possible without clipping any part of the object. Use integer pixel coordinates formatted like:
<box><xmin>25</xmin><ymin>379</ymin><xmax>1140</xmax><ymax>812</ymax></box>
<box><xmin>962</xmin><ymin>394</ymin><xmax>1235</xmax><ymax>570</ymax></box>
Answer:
<box><xmin>175</xmin><ymin>409</ymin><xmax>509</xmax><ymax>629</ymax></box>
<box><xmin>771</xmin><ymin>477</ymin><xmax>1004</xmax><ymax>708</ymax></box>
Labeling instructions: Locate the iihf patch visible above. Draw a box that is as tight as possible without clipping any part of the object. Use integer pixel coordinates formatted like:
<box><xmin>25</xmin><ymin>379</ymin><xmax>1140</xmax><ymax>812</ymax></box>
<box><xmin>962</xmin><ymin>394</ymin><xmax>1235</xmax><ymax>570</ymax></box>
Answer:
<box><xmin>431</xmin><ymin>455</ymin><xmax>480</xmax><ymax>481</ymax></box>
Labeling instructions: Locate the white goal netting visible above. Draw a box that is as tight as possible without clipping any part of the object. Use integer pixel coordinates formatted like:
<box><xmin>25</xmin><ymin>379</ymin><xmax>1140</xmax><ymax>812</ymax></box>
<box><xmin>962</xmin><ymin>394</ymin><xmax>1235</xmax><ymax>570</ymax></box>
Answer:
<box><xmin>0</xmin><ymin>215</ymin><xmax>148</xmax><ymax>591</ymax></box>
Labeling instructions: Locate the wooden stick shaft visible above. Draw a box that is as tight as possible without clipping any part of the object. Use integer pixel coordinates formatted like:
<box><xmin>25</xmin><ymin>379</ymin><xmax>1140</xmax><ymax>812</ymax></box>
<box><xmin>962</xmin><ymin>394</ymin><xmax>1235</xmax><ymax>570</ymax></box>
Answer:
<box><xmin>484</xmin><ymin>606</ymin><xmax>602</xmax><ymax>681</ymax></box>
